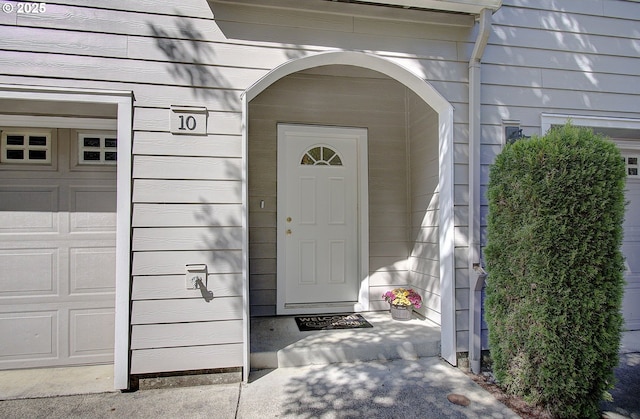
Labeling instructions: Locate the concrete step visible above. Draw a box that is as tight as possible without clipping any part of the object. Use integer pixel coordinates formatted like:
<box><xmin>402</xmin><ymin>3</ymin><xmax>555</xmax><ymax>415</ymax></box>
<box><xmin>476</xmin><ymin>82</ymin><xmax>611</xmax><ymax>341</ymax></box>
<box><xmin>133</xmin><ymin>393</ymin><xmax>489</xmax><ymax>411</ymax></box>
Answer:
<box><xmin>250</xmin><ymin>311</ymin><xmax>441</xmax><ymax>369</ymax></box>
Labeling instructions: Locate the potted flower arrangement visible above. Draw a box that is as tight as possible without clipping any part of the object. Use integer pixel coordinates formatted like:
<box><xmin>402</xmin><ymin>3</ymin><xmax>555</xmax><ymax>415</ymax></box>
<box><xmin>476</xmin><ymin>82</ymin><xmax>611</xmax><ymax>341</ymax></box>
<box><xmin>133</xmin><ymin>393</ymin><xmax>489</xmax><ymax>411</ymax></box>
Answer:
<box><xmin>382</xmin><ymin>288</ymin><xmax>422</xmax><ymax>321</ymax></box>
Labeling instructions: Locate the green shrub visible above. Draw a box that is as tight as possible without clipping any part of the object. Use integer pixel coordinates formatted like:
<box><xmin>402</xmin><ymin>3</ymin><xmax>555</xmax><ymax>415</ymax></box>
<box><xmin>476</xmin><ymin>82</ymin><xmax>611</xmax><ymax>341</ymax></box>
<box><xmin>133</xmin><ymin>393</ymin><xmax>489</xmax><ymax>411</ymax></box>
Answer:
<box><xmin>484</xmin><ymin>123</ymin><xmax>626</xmax><ymax>418</ymax></box>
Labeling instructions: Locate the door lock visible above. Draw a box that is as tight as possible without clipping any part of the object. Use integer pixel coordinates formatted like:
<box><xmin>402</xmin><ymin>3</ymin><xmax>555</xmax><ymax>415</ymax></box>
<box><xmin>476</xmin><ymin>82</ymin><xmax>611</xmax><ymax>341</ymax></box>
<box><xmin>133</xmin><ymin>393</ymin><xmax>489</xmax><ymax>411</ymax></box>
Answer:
<box><xmin>286</xmin><ymin>217</ymin><xmax>292</xmax><ymax>222</ymax></box>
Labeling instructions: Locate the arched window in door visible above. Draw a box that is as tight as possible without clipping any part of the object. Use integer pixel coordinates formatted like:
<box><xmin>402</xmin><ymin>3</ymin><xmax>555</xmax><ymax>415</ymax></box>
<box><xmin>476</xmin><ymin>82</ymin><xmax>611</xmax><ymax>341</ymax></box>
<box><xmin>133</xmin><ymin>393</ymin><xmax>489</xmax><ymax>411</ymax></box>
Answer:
<box><xmin>300</xmin><ymin>145</ymin><xmax>343</xmax><ymax>166</ymax></box>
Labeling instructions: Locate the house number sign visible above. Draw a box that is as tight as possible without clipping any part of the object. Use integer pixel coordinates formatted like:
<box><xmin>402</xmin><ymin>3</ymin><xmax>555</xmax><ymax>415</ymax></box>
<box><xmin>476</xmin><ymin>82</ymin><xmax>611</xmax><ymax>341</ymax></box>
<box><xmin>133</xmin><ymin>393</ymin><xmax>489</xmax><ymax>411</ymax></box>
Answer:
<box><xmin>170</xmin><ymin>105</ymin><xmax>207</xmax><ymax>135</ymax></box>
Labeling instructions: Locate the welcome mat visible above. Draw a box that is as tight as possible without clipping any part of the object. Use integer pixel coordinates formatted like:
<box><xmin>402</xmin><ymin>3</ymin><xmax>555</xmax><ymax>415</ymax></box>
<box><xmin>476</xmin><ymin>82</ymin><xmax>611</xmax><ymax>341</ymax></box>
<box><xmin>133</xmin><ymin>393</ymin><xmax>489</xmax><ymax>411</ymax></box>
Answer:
<box><xmin>294</xmin><ymin>313</ymin><xmax>373</xmax><ymax>331</ymax></box>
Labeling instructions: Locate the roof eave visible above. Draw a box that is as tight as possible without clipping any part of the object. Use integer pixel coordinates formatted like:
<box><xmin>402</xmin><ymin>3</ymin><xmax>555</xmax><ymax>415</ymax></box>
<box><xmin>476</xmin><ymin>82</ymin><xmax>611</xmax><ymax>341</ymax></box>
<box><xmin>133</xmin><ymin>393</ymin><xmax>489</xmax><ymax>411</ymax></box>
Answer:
<box><xmin>363</xmin><ymin>0</ymin><xmax>502</xmax><ymax>14</ymax></box>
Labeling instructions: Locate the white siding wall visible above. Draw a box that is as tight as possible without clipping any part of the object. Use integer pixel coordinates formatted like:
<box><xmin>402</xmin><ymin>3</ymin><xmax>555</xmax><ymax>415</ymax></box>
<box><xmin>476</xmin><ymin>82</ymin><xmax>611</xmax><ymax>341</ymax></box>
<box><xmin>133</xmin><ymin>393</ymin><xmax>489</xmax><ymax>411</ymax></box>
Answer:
<box><xmin>480</xmin><ymin>0</ymin><xmax>640</xmax><ymax>347</ymax></box>
<box><xmin>1</xmin><ymin>0</ymin><xmax>478</xmax><ymax>370</ymax></box>
<box><xmin>0</xmin><ymin>1</ymin><xmax>256</xmax><ymax>374</ymax></box>
<box><xmin>228</xmin><ymin>1</ymin><xmax>476</xmax><ymax>323</ymax></box>
<box><xmin>407</xmin><ymin>93</ymin><xmax>441</xmax><ymax>324</ymax></box>
<box><xmin>406</xmin><ymin>88</ymin><xmax>471</xmax><ymax>345</ymax></box>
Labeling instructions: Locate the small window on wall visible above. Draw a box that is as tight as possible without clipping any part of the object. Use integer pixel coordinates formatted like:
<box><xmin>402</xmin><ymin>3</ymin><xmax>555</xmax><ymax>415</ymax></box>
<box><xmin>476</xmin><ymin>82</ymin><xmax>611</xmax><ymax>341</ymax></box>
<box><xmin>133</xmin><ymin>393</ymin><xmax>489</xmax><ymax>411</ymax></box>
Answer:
<box><xmin>623</xmin><ymin>154</ymin><xmax>640</xmax><ymax>178</ymax></box>
<box><xmin>1</xmin><ymin>130</ymin><xmax>52</xmax><ymax>164</ymax></box>
<box><xmin>78</xmin><ymin>133</ymin><xmax>117</xmax><ymax>165</ymax></box>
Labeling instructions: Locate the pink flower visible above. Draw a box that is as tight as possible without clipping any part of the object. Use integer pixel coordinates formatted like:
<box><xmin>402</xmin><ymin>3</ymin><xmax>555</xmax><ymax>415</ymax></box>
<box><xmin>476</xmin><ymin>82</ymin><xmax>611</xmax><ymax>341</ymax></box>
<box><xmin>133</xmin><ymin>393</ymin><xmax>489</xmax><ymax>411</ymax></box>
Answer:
<box><xmin>382</xmin><ymin>288</ymin><xmax>422</xmax><ymax>308</ymax></box>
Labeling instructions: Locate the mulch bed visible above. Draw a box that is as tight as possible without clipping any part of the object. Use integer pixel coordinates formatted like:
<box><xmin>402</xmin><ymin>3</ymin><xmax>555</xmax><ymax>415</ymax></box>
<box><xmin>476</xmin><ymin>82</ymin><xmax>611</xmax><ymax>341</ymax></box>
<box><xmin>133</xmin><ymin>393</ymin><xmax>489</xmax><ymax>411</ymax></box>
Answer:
<box><xmin>465</xmin><ymin>371</ymin><xmax>552</xmax><ymax>419</ymax></box>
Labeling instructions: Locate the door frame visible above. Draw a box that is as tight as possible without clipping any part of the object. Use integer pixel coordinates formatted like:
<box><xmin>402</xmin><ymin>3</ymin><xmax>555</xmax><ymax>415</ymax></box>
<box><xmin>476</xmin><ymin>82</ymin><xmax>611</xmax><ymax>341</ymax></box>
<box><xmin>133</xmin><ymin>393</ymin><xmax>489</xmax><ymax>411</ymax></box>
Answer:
<box><xmin>276</xmin><ymin>124</ymin><xmax>369</xmax><ymax>315</ymax></box>
<box><xmin>0</xmin><ymin>84</ymin><xmax>133</xmax><ymax>390</ymax></box>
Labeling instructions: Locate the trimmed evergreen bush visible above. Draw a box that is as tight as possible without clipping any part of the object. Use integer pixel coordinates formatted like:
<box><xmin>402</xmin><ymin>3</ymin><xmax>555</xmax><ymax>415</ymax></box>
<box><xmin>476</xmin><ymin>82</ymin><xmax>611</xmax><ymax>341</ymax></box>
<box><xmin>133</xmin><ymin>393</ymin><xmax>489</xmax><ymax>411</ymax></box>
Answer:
<box><xmin>484</xmin><ymin>123</ymin><xmax>626</xmax><ymax>418</ymax></box>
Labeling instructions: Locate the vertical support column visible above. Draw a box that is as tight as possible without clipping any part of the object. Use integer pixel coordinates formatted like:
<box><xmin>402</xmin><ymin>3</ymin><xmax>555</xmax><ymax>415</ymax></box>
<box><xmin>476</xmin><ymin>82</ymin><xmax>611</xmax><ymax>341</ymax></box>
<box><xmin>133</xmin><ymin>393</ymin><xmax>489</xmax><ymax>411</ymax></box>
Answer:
<box><xmin>241</xmin><ymin>93</ymin><xmax>250</xmax><ymax>382</ymax></box>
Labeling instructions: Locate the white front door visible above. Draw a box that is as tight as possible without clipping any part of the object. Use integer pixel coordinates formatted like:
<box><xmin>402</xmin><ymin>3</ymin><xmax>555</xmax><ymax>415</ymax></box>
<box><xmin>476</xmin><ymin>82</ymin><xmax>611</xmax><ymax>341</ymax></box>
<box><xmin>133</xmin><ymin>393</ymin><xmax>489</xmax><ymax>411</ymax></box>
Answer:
<box><xmin>277</xmin><ymin>124</ymin><xmax>368</xmax><ymax>314</ymax></box>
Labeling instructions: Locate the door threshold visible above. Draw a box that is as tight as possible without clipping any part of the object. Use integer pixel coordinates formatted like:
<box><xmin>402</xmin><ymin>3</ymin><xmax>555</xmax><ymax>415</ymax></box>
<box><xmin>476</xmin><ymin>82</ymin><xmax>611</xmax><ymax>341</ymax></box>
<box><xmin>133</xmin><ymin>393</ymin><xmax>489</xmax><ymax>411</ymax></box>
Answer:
<box><xmin>279</xmin><ymin>302</ymin><xmax>363</xmax><ymax>315</ymax></box>
<box><xmin>284</xmin><ymin>302</ymin><xmax>358</xmax><ymax>309</ymax></box>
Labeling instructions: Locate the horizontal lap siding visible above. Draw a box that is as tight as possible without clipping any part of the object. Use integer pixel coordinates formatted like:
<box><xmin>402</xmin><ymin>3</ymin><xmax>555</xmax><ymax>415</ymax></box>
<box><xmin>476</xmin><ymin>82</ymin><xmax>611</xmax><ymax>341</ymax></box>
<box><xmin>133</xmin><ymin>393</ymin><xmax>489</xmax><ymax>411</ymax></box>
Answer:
<box><xmin>131</xmin><ymin>221</ymin><xmax>243</xmax><ymax>375</ymax></box>
<box><xmin>483</xmin><ymin>1</ymin><xmax>640</xmax><ymax>133</ymax></box>
<box><xmin>130</xmin><ymin>344</ymin><xmax>243</xmax><ymax>375</ymax></box>
<box><xmin>407</xmin><ymin>92</ymin><xmax>442</xmax><ymax>324</ymax></box>
<box><xmin>479</xmin><ymin>0</ymin><xmax>640</xmax><ymax>348</ymax></box>
<box><xmin>1</xmin><ymin>0</ymin><xmax>478</xmax><ymax>370</ymax></box>
<box><xmin>0</xmin><ymin>50</ymin><xmax>266</xmax><ymax>91</ymax></box>
<box><xmin>132</xmin><ymin>274</ymin><xmax>242</xmax><ymax>300</ymax></box>
<box><xmin>131</xmin><ymin>321</ymin><xmax>243</xmax><ymax>351</ymax></box>
<box><xmin>125</xmin><ymin>1</ymin><xmax>249</xmax><ymax>371</ymax></box>
<box><xmin>0</xmin><ymin>1</ymin><xmax>256</xmax><ymax>374</ymax></box>
<box><xmin>130</xmin><ymin>272</ymin><xmax>243</xmax><ymax>374</ymax></box>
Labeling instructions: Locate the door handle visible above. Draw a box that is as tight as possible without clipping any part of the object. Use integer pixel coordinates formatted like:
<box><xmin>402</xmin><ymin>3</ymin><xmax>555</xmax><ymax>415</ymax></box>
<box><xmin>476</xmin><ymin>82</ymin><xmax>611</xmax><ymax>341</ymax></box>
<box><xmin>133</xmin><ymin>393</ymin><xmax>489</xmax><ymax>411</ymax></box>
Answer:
<box><xmin>286</xmin><ymin>229</ymin><xmax>292</xmax><ymax>235</ymax></box>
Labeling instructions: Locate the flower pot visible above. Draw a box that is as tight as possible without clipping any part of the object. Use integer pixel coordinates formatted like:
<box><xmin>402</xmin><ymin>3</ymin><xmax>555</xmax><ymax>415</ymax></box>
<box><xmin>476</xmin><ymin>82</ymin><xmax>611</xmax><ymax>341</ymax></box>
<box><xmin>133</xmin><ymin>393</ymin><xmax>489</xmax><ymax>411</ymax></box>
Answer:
<box><xmin>389</xmin><ymin>304</ymin><xmax>412</xmax><ymax>321</ymax></box>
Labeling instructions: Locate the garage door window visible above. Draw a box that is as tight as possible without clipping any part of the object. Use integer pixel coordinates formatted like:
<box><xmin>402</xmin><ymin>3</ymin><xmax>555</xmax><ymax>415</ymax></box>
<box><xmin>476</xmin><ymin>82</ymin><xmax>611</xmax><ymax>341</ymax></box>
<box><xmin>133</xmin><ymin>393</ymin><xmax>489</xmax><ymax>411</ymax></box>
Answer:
<box><xmin>79</xmin><ymin>133</ymin><xmax>117</xmax><ymax>165</ymax></box>
<box><xmin>1</xmin><ymin>130</ymin><xmax>52</xmax><ymax>164</ymax></box>
<box><xmin>623</xmin><ymin>154</ymin><xmax>640</xmax><ymax>178</ymax></box>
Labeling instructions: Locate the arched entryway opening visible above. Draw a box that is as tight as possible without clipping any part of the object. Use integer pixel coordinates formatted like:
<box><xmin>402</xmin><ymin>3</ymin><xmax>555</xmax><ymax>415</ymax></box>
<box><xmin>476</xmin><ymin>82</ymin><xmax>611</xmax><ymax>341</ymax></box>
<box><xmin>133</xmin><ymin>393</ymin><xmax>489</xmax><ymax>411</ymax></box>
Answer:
<box><xmin>241</xmin><ymin>52</ymin><xmax>456</xmax><ymax>377</ymax></box>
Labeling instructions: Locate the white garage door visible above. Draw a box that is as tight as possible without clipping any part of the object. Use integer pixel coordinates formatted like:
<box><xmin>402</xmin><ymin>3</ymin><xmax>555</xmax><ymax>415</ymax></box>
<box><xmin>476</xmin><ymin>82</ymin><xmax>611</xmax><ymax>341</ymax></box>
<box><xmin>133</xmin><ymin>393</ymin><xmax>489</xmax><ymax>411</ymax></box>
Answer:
<box><xmin>0</xmin><ymin>128</ymin><xmax>116</xmax><ymax>369</ymax></box>
<box><xmin>621</xmin><ymin>151</ymin><xmax>640</xmax><ymax>331</ymax></box>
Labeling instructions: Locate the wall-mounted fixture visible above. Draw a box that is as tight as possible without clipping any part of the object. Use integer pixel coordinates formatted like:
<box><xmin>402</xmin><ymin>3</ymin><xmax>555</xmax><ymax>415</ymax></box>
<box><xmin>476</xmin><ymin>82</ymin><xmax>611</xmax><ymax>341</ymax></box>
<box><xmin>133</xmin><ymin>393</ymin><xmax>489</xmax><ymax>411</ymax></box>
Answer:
<box><xmin>504</xmin><ymin>126</ymin><xmax>531</xmax><ymax>144</ymax></box>
<box><xmin>186</xmin><ymin>264</ymin><xmax>207</xmax><ymax>290</ymax></box>
<box><xmin>502</xmin><ymin>119</ymin><xmax>531</xmax><ymax>144</ymax></box>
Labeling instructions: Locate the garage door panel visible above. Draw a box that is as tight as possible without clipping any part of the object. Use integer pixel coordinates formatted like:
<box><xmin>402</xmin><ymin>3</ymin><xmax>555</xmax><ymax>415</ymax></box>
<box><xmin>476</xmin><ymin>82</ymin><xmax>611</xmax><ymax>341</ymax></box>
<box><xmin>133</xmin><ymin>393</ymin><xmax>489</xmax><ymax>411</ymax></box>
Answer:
<box><xmin>0</xmin><ymin>187</ymin><xmax>58</xmax><ymax>233</ymax></box>
<box><xmin>623</xmin><ymin>243</ymin><xmax>640</xmax><ymax>287</ymax></box>
<box><xmin>0</xmin><ymin>248</ymin><xmax>57</xmax><ymax>296</ymax></box>
<box><xmin>69</xmin><ymin>308</ymin><xmax>115</xmax><ymax>357</ymax></box>
<box><xmin>0</xmin><ymin>311</ymin><xmax>56</xmax><ymax>359</ymax></box>
<box><xmin>620</xmin><ymin>152</ymin><xmax>640</xmax><ymax>331</ymax></box>
<box><xmin>622</xmin><ymin>276</ymin><xmax>640</xmax><ymax>330</ymax></box>
<box><xmin>70</xmin><ymin>247</ymin><xmax>116</xmax><ymax>294</ymax></box>
<box><xmin>0</xmin><ymin>301</ymin><xmax>114</xmax><ymax>367</ymax></box>
<box><xmin>69</xmin><ymin>187</ymin><xmax>117</xmax><ymax>232</ymax></box>
<box><xmin>0</xmin><ymin>128</ymin><xmax>116</xmax><ymax>369</ymax></box>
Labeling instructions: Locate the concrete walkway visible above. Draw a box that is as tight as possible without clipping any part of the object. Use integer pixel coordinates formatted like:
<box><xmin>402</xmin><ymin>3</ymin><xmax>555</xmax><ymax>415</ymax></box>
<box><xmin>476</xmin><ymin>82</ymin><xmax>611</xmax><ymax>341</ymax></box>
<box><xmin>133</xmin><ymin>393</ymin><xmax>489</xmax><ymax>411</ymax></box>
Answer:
<box><xmin>601</xmin><ymin>331</ymin><xmax>640</xmax><ymax>419</ymax></box>
<box><xmin>0</xmin><ymin>357</ymin><xmax>518</xmax><ymax>419</ymax></box>
<box><xmin>1</xmin><ymin>331</ymin><xmax>638</xmax><ymax>419</ymax></box>
<box><xmin>250</xmin><ymin>311</ymin><xmax>441</xmax><ymax>369</ymax></box>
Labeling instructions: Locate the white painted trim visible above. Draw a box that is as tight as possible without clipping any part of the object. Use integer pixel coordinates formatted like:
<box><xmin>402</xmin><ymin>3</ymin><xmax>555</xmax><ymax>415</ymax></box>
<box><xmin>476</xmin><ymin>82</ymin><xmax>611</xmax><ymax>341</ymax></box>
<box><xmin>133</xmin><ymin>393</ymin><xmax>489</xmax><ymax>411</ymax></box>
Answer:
<box><xmin>242</xmin><ymin>51</ymin><xmax>456</xmax><ymax>366</ymax></box>
<box><xmin>438</xmin><ymin>105</ymin><xmax>457</xmax><ymax>366</ymax></box>
<box><xmin>0</xmin><ymin>84</ymin><xmax>133</xmax><ymax>390</ymax></box>
<box><xmin>541</xmin><ymin>113</ymin><xmax>640</xmax><ymax>135</ymax></box>
<box><xmin>241</xmin><ymin>94</ymin><xmax>250</xmax><ymax>383</ymax></box>
<box><xmin>0</xmin><ymin>84</ymin><xmax>133</xmax><ymax>98</ymax></box>
<box><xmin>218</xmin><ymin>0</ymin><xmax>500</xmax><ymax>17</ymax></box>
<box><xmin>275</xmin><ymin>124</ymin><xmax>369</xmax><ymax>316</ymax></box>
<box><xmin>363</xmin><ymin>0</ymin><xmax>502</xmax><ymax>14</ymax></box>
<box><xmin>613</xmin><ymin>140</ymin><xmax>640</xmax><ymax>150</ymax></box>
<box><xmin>358</xmin><ymin>133</ymin><xmax>370</xmax><ymax>313</ymax></box>
<box><xmin>213</xmin><ymin>0</ymin><xmax>476</xmax><ymax>26</ymax></box>
<box><xmin>0</xmin><ymin>115</ymin><xmax>116</xmax><ymax>130</ymax></box>
<box><xmin>244</xmin><ymin>52</ymin><xmax>452</xmax><ymax>115</ymax></box>
<box><xmin>114</xmin><ymin>95</ymin><xmax>133</xmax><ymax>391</ymax></box>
